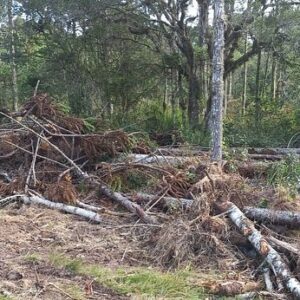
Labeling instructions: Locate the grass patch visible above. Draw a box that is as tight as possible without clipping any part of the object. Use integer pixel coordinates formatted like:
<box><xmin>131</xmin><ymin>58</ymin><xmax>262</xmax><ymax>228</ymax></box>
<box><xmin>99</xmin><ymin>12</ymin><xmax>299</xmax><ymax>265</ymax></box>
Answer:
<box><xmin>62</xmin><ymin>284</ymin><xmax>86</xmax><ymax>300</ymax></box>
<box><xmin>48</xmin><ymin>253</ymin><xmax>207</xmax><ymax>299</ymax></box>
<box><xmin>0</xmin><ymin>295</ymin><xmax>14</xmax><ymax>300</ymax></box>
<box><xmin>24</xmin><ymin>253</ymin><xmax>41</xmax><ymax>264</ymax></box>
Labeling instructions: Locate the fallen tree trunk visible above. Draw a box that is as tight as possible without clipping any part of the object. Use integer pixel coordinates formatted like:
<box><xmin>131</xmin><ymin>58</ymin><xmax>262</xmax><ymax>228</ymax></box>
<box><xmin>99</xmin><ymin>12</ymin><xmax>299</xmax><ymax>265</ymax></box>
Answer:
<box><xmin>100</xmin><ymin>187</ymin><xmax>157</xmax><ymax>224</ymax></box>
<box><xmin>216</xmin><ymin>200</ymin><xmax>300</xmax><ymax>298</ymax></box>
<box><xmin>22</xmin><ymin>195</ymin><xmax>103</xmax><ymax>222</ymax></box>
<box><xmin>244</xmin><ymin>207</ymin><xmax>300</xmax><ymax>228</ymax></box>
<box><xmin>127</xmin><ymin>154</ymin><xmax>199</xmax><ymax>165</ymax></box>
<box><xmin>247</xmin><ymin>148</ymin><xmax>300</xmax><ymax>156</ymax></box>
<box><xmin>248</xmin><ymin>154</ymin><xmax>284</xmax><ymax>161</ymax></box>
<box><xmin>156</xmin><ymin>147</ymin><xmax>207</xmax><ymax>157</ymax></box>
<box><xmin>132</xmin><ymin>192</ymin><xmax>194</xmax><ymax>210</ymax></box>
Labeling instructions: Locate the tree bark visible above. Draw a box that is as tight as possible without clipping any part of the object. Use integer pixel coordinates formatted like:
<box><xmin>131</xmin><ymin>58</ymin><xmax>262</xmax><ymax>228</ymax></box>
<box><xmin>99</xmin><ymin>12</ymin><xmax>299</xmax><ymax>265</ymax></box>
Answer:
<box><xmin>127</xmin><ymin>153</ymin><xmax>198</xmax><ymax>165</ymax></box>
<box><xmin>197</xmin><ymin>0</ymin><xmax>210</xmax><ymax>113</ymax></box>
<box><xmin>8</xmin><ymin>0</ymin><xmax>19</xmax><ymax>111</ymax></box>
<box><xmin>255</xmin><ymin>49</ymin><xmax>262</xmax><ymax>127</ymax></box>
<box><xmin>242</xmin><ymin>34</ymin><xmax>248</xmax><ymax>116</ymax></box>
<box><xmin>216</xmin><ymin>201</ymin><xmax>300</xmax><ymax>298</ymax></box>
<box><xmin>178</xmin><ymin>70</ymin><xmax>187</xmax><ymax>127</ymax></box>
<box><xmin>100</xmin><ymin>185</ymin><xmax>158</xmax><ymax>224</ymax></box>
<box><xmin>271</xmin><ymin>57</ymin><xmax>278</xmax><ymax>102</ymax></box>
<box><xmin>133</xmin><ymin>192</ymin><xmax>193</xmax><ymax>210</ymax></box>
<box><xmin>211</xmin><ymin>0</ymin><xmax>225</xmax><ymax>161</ymax></box>
<box><xmin>244</xmin><ymin>207</ymin><xmax>300</xmax><ymax>228</ymax></box>
<box><xmin>22</xmin><ymin>195</ymin><xmax>103</xmax><ymax>223</ymax></box>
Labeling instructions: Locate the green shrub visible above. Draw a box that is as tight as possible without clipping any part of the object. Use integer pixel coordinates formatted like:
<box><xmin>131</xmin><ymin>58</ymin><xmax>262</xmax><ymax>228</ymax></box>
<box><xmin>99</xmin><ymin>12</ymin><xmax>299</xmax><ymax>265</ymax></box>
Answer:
<box><xmin>267</xmin><ymin>154</ymin><xmax>300</xmax><ymax>195</ymax></box>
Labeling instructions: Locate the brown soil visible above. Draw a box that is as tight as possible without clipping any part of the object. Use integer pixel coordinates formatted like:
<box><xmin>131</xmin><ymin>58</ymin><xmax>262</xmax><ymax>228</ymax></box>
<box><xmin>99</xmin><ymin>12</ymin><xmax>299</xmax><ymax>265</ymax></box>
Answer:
<box><xmin>0</xmin><ymin>204</ymin><xmax>142</xmax><ymax>300</ymax></box>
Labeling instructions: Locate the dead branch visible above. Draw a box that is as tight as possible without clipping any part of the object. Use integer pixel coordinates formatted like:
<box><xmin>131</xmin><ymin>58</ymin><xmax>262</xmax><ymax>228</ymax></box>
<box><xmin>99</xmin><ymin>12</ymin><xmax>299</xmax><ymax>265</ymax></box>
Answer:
<box><xmin>216</xmin><ymin>200</ymin><xmax>300</xmax><ymax>298</ymax></box>
<box><xmin>22</xmin><ymin>194</ymin><xmax>103</xmax><ymax>223</ymax></box>
<box><xmin>244</xmin><ymin>207</ymin><xmax>300</xmax><ymax>228</ymax></box>
<box><xmin>127</xmin><ymin>153</ymin><xmax>199</xmax><ymax>165</ymax></box>
<box><xmin>133</xmin><ymin>192</ymin><xmax>193</xmax><ymax>210</ymax></box>
<box><xmin>4</xmin><ymin>139</ymin><xmax>68</xmax><ymax>168</ymax></box>
<box><xmin>25</xmin><ymin>136</ymin><xmax>41</xmax><ymax>192</ymax></box>
<box><xmin>75</xmin><ymin>200</ymin><xmax>102</xmax><ymax>212</ymax></box>
<box><xmin>266</xmin><ymin>235</ymin><xmax>300</xmax><ymax>256</ymax></box>
<box><xmin>100</xmin><ymin>186</ymin><xmax>157</xmax><ymax>224</ymax></box>
<box><xmin>0</xmin><ymin>195</ymin><xmax>22</xmax><ymax>207</ymax></box>
<box><xmin>263</xmin><ymin>268</ymin><xmax>274</xmax><ymax>292</ymax></box>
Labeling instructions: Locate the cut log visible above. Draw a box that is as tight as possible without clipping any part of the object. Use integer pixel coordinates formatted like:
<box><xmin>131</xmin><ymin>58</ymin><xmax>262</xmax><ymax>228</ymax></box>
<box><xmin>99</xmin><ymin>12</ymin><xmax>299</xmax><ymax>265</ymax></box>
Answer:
<box><xmin>126</xmin><ymin>154</ymin><xmax>199</xmax><ymax>165</ymax></box>
<box><xmin>156</xmin><ymin>147</ymin><xmax>207</xmax><ymax>157</ymax></box>
<box><xmin>247</xmin><ymin>148</ymin><xmax>300</xmax><ymax>156</ymax></box>
<box><xmin>100</xmin><ymin>187</ymin><xmax>157</xmax><ymax>224</ymax></box>
<box><xmin>244</xmin><ymin>207</ymin><xmax>300</xmax><ymax>228</ymax></box>
<box><xmin>22</xmin><ymin>195</ymin><xmax>102</xmax><ymax>223</ymax></box>
<box><xmin>216</xmin><ymin>200</ymin><xmax>300</xmax><ymax>298</ymax></box>
<box><xmin>132</xmin><ymin>192</ymin><xmax>193</xmax><ymax>210</ymax></box>
<box><xmin>248</xmin><ymin>154</ymin><xmax>284</xmax><ymax>161</ymax></box>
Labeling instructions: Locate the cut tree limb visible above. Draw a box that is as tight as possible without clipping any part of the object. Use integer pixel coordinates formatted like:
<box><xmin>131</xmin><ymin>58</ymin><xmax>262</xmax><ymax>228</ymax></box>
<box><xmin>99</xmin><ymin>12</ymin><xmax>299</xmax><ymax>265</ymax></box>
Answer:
<box><xmin>244</xmin><ymin>207</ymin><xmax>300</xmax><ymax>228</ymax></box>
<box><xmin>100</xmin><ymin>187</ymin><xmax>158</xmax><ymax>224</ymax></box>
<box><xmin>133</xmin><ymin>192</ymin><xmax>193</xmax><ymax>210</ymax></box>
<box><xmin>1</xmin><ymin>113</ymin><xmax>156</xmax><ymax>224</ymax></box>
<box><xmin>22</xmin><ymin>195</ymin><xmax>103</xmax><ymax>223</ymax></box>
<box><xmin>216</xmin><ymin>200</ymin><xmax>300</xmax><ymax>298</ymax></box>
<box><xmin>127</xmin><ymin>154</ymin><xmax>199</xmax><ymax>165</ymax></box>
<box><xmin>266</xmin><ymin>235</ymin><xmax>300</xmax><ymax>256</ymax></box>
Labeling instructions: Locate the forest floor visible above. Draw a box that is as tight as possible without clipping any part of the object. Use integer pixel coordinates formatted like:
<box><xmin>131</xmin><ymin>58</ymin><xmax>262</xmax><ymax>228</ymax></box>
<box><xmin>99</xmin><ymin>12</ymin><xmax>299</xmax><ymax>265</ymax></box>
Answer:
<box><xmin>0</xmin><ymin>202</ymin><xmax>214</xmax><ymax>300</ymax></box>
<box><xmin>1</xmin><ymin>94</ymin><xmax>300</xmax><ymax>299</ymax></box>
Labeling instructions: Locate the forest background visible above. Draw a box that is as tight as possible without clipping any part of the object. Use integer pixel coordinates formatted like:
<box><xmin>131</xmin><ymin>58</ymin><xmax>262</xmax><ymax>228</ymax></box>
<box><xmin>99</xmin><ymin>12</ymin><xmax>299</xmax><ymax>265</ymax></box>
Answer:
<box><xmin>0</xmin><ymin>0</ymin><xmax>300</xmax><ymax>148</ymax></box>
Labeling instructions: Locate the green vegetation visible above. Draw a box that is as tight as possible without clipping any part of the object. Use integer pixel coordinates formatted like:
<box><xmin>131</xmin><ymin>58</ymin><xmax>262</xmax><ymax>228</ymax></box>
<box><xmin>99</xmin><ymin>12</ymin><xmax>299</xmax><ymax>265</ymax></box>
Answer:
<box><xmin>49</xmin><ymin>253</ymin><xmax>207</xmax><ymax>299</ymax></box>
<box><xmin>267</xmin><ymin>155</ymin><xmax>300</xmax><ymax>195</ymax></box>
<box><xmin>0</xmin><ymin>1</ymin><xmax>299</xmax><ymax>148</ymax></box>
<box><xmin>0</xmin><ymin>295</ymin><xmax>13</xmax><ymax>300</ymax></box>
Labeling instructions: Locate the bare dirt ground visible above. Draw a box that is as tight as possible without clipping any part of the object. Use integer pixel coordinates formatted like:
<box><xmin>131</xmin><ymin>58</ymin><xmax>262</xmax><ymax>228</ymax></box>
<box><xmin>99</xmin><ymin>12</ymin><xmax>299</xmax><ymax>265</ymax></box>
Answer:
<box><xmin>0</xmin><ymin>203</ymin><xmax>143</xmax><ymax>300</ymax></box>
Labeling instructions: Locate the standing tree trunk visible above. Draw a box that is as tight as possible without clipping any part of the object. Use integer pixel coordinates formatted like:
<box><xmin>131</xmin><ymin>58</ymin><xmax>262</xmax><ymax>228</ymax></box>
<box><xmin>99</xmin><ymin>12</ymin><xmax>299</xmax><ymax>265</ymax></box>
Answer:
<box><xmin>8</xmin><ymin>0</ymin><xmax>19</xmax><ymax>111</ymax></box>
<box><xmin>197</xmin><ymin>0</ymin><xmax>210</xmax><ymax>114</ymax></box>
<box><xmin>242</xmin><ymin>34</ymin><xmax>248</xmax><ymax>116</ymax></box>
<box><xmin>271</xmin><ymin>57</ymin><xmax>277</xmax><ymax>102</ymax></box>
<box><xmin>224</xmin><ymin>76</ymin><xmax>228</xmax><ymax>117</ymax></box>
<box><xmin>255</xmin><ymin>49</ymin><xmax>262</xmax><ymax>128</ymax></box>
<box><xmin>211</xmin><ymin>0</ymin><xmax>225</xmax><ymax>162</ymax></box>
<box><xmin>178</xmin><ymin>70</ymin><xmax>187</xmax><ymax>127</ymax></box>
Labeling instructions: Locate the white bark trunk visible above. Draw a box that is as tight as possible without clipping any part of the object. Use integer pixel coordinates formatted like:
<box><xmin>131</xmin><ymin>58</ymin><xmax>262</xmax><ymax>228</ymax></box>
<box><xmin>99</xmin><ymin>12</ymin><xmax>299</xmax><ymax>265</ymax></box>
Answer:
<box><xmin>127</xmin><ymin>154</ymin><xmax>198</xmax><ymax>165</ymax></box>
<box><xmin>22</xmin><ymin>195</ymin><xmax>102</xmax><ymax>223</ymax></box>
<box><xmin>133</xmin><ymin>192</ymin><xmax>193</xmax><ymax>210</ymax></box>
<box><xmin>217</xmin><ymin>201</ymin><xmax>300</xmax><ymax>298</ymax></box>
<box><xmin>211</xmin><ymin>0</ymin><xmax>225</xmax><ymax>161</ymax></box>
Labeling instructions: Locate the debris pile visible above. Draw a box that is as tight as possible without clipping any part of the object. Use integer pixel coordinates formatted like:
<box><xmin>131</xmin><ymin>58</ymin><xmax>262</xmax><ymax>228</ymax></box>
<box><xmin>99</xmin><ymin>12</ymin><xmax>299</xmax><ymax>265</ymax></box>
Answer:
<box><xmin>1</xmin><ymin>94</ymin><xmax>300</xmax><ymax>298</ymax></box>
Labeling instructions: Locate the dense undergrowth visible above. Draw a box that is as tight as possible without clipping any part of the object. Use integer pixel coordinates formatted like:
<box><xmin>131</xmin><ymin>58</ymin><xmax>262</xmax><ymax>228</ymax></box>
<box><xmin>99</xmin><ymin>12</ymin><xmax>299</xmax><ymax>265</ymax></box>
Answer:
<box><xmin>86</xmin><ymin>101</ymin><xmax>300</xmax><ymax>148</ymax></box>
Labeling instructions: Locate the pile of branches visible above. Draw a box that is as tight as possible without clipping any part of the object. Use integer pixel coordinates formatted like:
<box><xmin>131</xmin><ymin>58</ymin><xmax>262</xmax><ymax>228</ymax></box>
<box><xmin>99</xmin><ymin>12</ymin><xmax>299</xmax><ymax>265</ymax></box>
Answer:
<box><xmin>1</xmin><ymin>94</ymin><xmax>300</xmax><ymax>299</ymax></box>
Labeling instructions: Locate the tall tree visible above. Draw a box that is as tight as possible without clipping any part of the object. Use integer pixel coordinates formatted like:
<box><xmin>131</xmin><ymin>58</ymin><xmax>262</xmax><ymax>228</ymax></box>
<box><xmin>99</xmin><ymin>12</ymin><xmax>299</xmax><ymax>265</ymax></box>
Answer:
<box><xmin>7</xmin><ymin>0</ymin><xmax>18</xmax><ymax>111</ymax></box>
<box><xmin>211</xmin><ymin>0</ymin><xmax>225</xmax><ymax>161</ymax></box>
